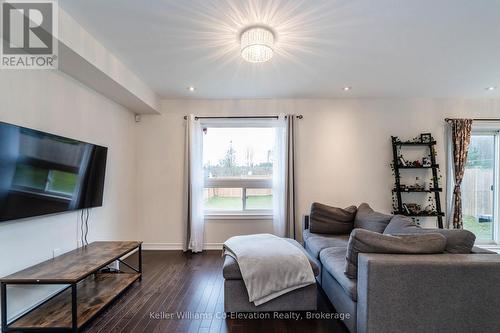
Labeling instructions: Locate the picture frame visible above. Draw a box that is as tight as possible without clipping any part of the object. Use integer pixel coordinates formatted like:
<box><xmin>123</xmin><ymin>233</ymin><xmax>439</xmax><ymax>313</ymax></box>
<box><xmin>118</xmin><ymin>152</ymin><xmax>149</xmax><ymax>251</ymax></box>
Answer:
<box><xmin>420</xmin><ymin>133</ymin><xmax>432</xmax><ymax>143</ymax></box>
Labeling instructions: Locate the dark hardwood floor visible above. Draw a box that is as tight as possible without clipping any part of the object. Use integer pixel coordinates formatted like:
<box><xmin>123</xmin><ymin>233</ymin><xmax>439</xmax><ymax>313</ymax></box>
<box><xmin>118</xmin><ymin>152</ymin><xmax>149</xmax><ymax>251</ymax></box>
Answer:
<box><xmin>82</xmin><ymin>250</ymin><xmax>349</xmax><ymax>333</ymax></box>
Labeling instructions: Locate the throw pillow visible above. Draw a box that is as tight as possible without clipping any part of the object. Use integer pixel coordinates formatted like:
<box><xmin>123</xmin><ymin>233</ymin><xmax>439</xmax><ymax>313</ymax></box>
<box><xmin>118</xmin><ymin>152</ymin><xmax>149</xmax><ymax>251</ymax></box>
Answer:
<box><xmin>309</xmin><ymin>203</ymin><xmax>357</xmax><ymax>234</ymax></box>
<box><xmin>383</xmin><ymin>215</ymin><xmax>420</xmax><ymax>234</ymax></box>
<box><xmin>383</xmin><ymin>216</ymin><xmax>476</xmax><ymax>254</ymax></box>
<box><xmin>353</xmin><ymin>203</ymin><xmax>392</xmax><ymax>233</ymax></box>
<box><xmin>345</xmin><ymin>228</ymin><xmax>446</xmax><ymax>279</ymax></box>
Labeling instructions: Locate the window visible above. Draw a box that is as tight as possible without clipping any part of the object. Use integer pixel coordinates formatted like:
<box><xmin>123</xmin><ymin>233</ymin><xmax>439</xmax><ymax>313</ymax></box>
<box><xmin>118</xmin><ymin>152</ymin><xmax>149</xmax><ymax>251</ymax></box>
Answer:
<box><xmin>202</xmin><ymin>126</ymin><xmax>274</xmax><ymax>216</ymax></box>
<box><xmin>462</xmin><ymin>129</ymin><xmax>498</xmax><ymax>243</ymax></box>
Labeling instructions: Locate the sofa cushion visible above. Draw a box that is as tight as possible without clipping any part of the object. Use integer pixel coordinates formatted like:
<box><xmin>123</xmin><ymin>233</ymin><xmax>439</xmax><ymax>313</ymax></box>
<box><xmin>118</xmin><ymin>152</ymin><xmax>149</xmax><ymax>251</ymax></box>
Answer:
<box><xmin>223</xmin><ymin>238</ymin><xmax>320</xmax><ymax>279</ymax></box>
<box><xmin>302</xmin><ymin>228</ymin><xmax>314</xmax><ymax>241</ymax></box>
<box><xmin>383</xmin><ymin>216</ymin><xmax>476</xmax><ymax>254</ymax></box>
<box><xmin>303</xmin><ymin>230</ymin><xmax>350</xmax><ymax>259</ymax></box>
<box><xmin>345</xmin><ymin>229</ymin><xmax>447</xmax><ymax>279</ymax></box>
<box><xmin>320</xmin><ymin>247</ymin><xmax>358</xmax><ymax>301</ymax></box>
<box><xmin>309</xmin><ymin>203</ymin><xmax>357</xmax><ymax>234</ymax></box>
<box><xmin>354</xmin><ymin>203</ymin><xmax>392</xmax><ymax>233</ymax></box>
<box><xmin>383</xmin><ymin>215</ymin><xmax>420</xmax><ymax>234</ymax></box>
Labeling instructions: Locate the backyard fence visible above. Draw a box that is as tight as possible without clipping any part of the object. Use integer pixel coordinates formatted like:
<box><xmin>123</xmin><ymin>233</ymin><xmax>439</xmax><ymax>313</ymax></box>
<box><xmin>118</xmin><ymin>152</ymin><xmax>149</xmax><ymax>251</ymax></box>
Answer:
<box><xmin>462</xmin><ymin>168</ymin><xmax>493</xmax><ymax>218</ymax></box>
<box><xmin>204</xmin><ymin>188</ymin><xmax>271</xmax><ymax>199</ymax></box>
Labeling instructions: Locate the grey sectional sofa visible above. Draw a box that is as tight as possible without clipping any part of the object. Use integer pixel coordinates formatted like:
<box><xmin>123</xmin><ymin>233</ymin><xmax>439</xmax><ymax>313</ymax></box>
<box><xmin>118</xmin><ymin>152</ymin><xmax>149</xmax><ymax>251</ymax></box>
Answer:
<box><xmin>303</xmin><ymin>214</ymin><xmax>500</xmax><ymax>333</ymax></box>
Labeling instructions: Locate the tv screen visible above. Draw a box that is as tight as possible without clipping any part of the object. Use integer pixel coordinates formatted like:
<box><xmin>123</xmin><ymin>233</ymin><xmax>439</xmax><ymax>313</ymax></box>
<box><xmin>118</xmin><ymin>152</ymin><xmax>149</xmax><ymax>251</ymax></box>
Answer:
<box><xmin>0</xmin><ymin>121</ymin><xmax>107</xmax><ymax>222</ymax></box>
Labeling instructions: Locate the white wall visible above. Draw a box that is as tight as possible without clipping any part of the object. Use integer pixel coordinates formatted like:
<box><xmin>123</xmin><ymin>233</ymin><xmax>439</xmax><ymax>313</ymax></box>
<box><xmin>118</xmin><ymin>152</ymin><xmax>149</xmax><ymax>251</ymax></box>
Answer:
<box><xmin>136</xmin><ymin>98</ymin><xmax>500</xmax><ymax>249</ymax></box>
<box><xmin>58</xmin><ymin>8</ymin><xmax>161</xmax><ymax>114</ymax></box>
<box><xmin>0</xmin><ymin>70</ymin><xmax>138</xmax><ymax>321</ymax></box>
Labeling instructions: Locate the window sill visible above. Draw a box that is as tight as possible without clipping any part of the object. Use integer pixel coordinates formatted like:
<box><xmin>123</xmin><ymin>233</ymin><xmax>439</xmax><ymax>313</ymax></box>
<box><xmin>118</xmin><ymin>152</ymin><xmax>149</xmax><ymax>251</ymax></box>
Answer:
<box><xmin>204</xmin><ymin>213</ymin><xmax>273</xmax><ymax>220</ymax></box>
<box><xmin>477</xmin><ymin>243</ymin><xmax>500</xmax><ymax>252</ymax></box>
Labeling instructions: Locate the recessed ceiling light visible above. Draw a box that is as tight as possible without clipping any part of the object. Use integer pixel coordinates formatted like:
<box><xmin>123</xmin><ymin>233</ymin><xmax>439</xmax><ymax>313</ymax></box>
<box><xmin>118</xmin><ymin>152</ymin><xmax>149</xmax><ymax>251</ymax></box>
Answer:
<box><xmin>343</xmin><ymin>86</ymin><xmax>352</xmax><ymax>91</ymax></box>
<box><xmin>240</xmin><ymin>26</ymin><xmax>275</xmax><ymax>63</ymax></box>
<box><xmin>486</xmin><ymin>86</ymin><xmax>496</xmax><ymax>91</ymax></box>
<box><xmin>187</xmin><ymin>86</ymin><xmax>195</xmax><ymax>92</ymax></box>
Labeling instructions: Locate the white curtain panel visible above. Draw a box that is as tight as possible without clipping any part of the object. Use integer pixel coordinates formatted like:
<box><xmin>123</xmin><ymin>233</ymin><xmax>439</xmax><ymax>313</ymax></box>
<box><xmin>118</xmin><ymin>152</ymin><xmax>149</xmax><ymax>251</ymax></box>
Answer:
<box><xmin>184</xmin><ymin>115</ymin><xmax>205</xmax><ymax>252</ymax></box>
<box><xmin>445</xmin><ymin>122</ymin><xmax>455</xmax><ymax>229</ymax></box>
<box><xmin>273</xmin><ymin>116</ymin><xmax>287</xmax><ymax>237</ymax></box>
<box><xmin>272</xmin><ymin>114</ymin><xmax>296</xmax><ymax>238</ymax></box>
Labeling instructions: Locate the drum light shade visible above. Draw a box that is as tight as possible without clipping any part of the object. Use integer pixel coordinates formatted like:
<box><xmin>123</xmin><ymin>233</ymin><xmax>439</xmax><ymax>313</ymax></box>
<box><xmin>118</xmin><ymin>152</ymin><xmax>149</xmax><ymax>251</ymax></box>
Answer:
<box><xmin>240</xmin><ymin>27</ymin><xmax>274</xmax><ymax>63</ymax></box>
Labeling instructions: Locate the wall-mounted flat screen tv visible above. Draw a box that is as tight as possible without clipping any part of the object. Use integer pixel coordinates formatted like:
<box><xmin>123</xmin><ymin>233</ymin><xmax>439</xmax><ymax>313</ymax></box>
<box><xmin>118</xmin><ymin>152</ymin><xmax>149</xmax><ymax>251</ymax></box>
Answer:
<box><xmin>0</xmin><ymin>121</ymin><xmax>107</xmax><ymax>222</ymax></box>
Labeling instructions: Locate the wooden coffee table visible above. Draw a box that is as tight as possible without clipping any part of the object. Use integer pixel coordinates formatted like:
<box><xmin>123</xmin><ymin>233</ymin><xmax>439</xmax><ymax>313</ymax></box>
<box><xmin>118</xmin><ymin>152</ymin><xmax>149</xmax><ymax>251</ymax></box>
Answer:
<box><xmin>0</xmin><ymin>241</ymin><xmax>142</xmax><ymax>333</ymax></box>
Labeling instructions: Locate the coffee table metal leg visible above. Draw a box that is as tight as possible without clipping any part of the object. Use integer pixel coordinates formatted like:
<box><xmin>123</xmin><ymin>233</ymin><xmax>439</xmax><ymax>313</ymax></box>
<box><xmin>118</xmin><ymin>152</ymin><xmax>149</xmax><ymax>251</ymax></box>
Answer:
<box><xmin>71</xmin><ymin>283</ymin><xmax>77</xmax><ymax>333</ymax></box>
<box><xmin>138</xmin><ymin>244</ymin><xmax>143</xmax><ymax>281</ymax></box>
<box><xmin>1</xmin><ymin>282</ymin><xmax>7</xmax><ymax>332</ymax></box>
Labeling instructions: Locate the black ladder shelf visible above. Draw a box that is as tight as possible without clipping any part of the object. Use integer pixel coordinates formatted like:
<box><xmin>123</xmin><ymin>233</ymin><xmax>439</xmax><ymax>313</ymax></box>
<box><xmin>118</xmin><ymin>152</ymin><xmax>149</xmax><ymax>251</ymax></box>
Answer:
<box><xmin>391</xmin><ymin>136</ymin><xmax>444</xmax><ymax>228</ymax></box>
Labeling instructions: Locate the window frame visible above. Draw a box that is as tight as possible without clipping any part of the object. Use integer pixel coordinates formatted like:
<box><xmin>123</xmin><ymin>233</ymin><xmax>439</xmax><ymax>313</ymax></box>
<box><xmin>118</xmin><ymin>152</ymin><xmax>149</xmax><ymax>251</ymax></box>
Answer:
<box><xmin>465</xmin><ymin>126</ymin><xmax>500</xmax><ymax>245</ymax></box>
<box><xmin>201</xmin><ymin>120</ymin><xmax>275</xmax><ymax>219</ymax></box>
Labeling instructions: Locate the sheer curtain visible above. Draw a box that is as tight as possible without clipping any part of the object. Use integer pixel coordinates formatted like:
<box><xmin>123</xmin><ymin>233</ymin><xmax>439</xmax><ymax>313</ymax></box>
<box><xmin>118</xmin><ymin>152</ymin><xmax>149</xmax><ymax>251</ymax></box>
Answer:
<box><xmin>273</xmin><ymin>115</ymin><xmax>297</xmax><ymax>238</ymax></box>
<box><xmin>183</xmin><ymin>115</ymin><xmax>205</xmax><ymax>252</ymax></box>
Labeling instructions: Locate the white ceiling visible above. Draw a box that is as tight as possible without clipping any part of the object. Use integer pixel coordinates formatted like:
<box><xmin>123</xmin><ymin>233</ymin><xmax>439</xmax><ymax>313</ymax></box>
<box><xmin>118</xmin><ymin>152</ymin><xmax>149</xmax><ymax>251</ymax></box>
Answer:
<box><xmin>60</xmin><ymin>0</ymin><xmax>500</xmax><ymax>99</ymax></box>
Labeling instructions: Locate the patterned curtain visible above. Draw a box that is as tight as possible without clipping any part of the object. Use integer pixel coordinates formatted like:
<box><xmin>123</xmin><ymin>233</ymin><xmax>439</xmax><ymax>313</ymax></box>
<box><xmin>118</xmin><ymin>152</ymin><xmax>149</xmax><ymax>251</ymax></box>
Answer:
<box><xmin>449</xmin><ymin>119</ymin><xmax>473</xmax><ymax>229</ymax></box>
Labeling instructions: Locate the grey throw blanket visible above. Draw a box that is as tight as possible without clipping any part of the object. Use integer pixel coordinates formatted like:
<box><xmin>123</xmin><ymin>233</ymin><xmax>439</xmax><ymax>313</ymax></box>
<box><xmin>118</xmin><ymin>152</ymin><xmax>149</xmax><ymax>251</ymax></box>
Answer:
<box><xmin>223</xmin><ymin>234</ymin><xmax>316</xmax><ymax>306</ymax></box>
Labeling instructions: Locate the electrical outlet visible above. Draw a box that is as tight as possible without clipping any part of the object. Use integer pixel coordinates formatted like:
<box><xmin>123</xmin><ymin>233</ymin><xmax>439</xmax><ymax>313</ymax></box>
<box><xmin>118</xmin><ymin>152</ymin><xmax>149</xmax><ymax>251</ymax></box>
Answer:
<box><xmin>77</xmin><ymin>240</ymin><xmax>83</xmax><ymax>248</ymax></box>
<box><xmin>53</xmin><ymin>248</ymin><xmax>62</xmax><ymax>258</ymax></box>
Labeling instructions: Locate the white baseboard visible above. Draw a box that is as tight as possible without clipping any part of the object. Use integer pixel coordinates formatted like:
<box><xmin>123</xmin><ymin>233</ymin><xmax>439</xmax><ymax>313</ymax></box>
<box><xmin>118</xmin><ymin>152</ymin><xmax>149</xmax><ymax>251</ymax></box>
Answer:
<box><xmin>204</xmin><ymin>243</ymin><xmax>224</xmax><ymax>250</ymax></box>
<box><xmin>142</xmin><ymin>243</ymin><xmax>182</xmax><ymax>250</ymax></box>
<box><xmin>142</xmin><ymin>243</ymin><xmax>223</xmax><ymax>251</ymax></box>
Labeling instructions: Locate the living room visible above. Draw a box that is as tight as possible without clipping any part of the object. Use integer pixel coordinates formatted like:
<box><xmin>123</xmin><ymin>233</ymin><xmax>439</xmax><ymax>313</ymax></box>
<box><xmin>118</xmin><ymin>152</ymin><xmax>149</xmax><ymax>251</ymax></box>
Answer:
<box><xmin>1</xmin><ymin>1</ymin><xmax>500</xmax><ymax>333</ymax></box>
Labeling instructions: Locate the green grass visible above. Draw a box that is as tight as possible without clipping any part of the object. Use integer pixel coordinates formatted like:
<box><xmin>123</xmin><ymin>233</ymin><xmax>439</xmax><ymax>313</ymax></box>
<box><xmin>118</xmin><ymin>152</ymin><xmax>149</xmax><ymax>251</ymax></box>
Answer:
<box><xmin>205</xmin><ymin>196</ymin><xmax>242</xmax><ymax>210</ymax></box>
<box><xmin>246</xmin><ymin>195</ymin><xmax>273</xmax><ymax>210</ymax></box>
<box><xmin>205</xmin><ymin>195</ymin><xmax>272</xmax><ymax>211</ymax></box>
<box><xmin>463</xmin><ymin>215</ymin><xmax>493</xmax><ymax>241</ymax></box>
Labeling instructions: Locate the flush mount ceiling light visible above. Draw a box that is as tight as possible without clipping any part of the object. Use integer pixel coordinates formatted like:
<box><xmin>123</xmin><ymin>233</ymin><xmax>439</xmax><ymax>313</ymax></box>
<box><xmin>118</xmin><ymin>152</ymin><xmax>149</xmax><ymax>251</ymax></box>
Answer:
<box><xmin>343</xmin><ymin>86</ymin><xmax>352</xmax><ymax>91</ymax></box>
<box><xmin>486</xmin><ymin>86</ymin><xmax>496</xmax><ymax>91</ymax></box>
<box><xmin>187</xmin><ymin>86</ymin><xmax>196</xmax><ymax>92</ymax></box>
<box><xmin>240</xmin><ymin>26</ymin><xmax>275</xmax><ymax>63</ymax></box>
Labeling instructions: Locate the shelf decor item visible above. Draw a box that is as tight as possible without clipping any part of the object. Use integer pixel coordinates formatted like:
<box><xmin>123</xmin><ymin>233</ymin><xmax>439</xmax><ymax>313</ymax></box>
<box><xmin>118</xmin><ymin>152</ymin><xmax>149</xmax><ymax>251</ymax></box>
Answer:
<box><xmin>391</xmin><ymin>135</ymin><xmax>444</xmax><ymax>228</ymax></box>
<box><xmin>420</xmin><ymin>133</ymin><xmax>432</xmax><ymax>143</ymax></box>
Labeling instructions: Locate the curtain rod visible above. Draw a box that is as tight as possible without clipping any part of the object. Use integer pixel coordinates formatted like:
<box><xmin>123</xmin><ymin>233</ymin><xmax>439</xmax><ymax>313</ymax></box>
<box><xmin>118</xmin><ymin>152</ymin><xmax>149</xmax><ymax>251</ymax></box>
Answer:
<box><xmin>183</xmin><ymin>115</ymin><xmax>303</xmax><ymax>120</ymax></box>
<box><xmin>445</xmin><ymin>118</ymin><xmax>500</xmax><ymax>122</ymax></box>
